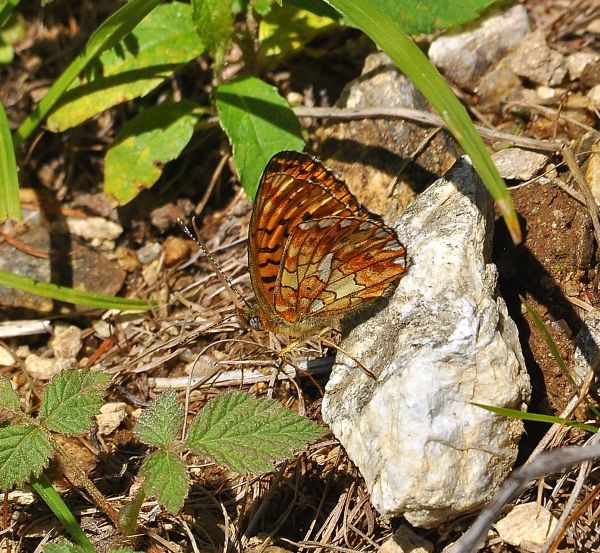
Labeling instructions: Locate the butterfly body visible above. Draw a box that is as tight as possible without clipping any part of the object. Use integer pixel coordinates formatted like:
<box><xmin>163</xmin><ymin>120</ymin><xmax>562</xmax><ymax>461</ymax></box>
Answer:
<box><xmin>244</xmin><ymin>151</ymin><xmax>407</xmax><ymax>340</ymax></box>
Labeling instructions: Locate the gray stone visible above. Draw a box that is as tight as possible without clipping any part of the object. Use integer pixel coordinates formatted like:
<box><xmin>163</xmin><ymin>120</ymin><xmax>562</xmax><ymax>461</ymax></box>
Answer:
<box><xmin>322</xmin><ymin>158</ymin><xmax>531</xmax><ymax>527</ymax></box>
<box><xmin>510</xmin><ymin>31</ymin><xmax>567</xmax><ymax>86</ymax></box>
<box><xmin>429</xmin><ymin>5</ymin><xmax>530</xmax><ymax>90</ymax></box>
<box><xmin>492</xmin><ymin>148</ymin><xmax>549</xmax><ymax>181</ymax></box>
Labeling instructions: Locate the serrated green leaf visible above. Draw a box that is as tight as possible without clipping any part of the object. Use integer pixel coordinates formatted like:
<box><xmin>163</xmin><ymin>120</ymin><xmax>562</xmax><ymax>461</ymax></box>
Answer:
<box><xmin>47</xmin><ymin>2</ymin><xmax>204</xmax><ymax>132</ymax></box>
<box><xmin>0</xmin><ymin>424</ymin><xmax>53</xmax><ymax>489</ymax></box>
<box><xmin>135</xmin><ymin>389</ymin><xmax>184</xmax><ymax>448</ymax></box>
<box><xmin>192</xmin><ymin>0</ymin><xmax>233</xmax><ymax>66</ymax></box>
<box><xmin>43</xmin><ymin>540</ymin><xmax>86</xmax><ymax>553</ymax></box>
<box><xmin>259</xmin><ymin>4</ymin><xmax>337</xmax><ymax>62</ymax></box>
<box><xmin>185</xmin><ymin>391</ymin><xmax>324</xmax><ymax>474</ymax></box>
<box><xmin>216</xmin><ymin>77</ymin><xmax>305</xmax><ymax>199</ymax></box>
<box><xmin>38</xmin><ymin>370</ymin><xmax>110</xmax><ymax>435</ymax></box>
<box><xmin>104</xmin><ymin>100</ymin><xmax>200</xmax><ymax>205</ymax></box>
<box><xmin>0</xmin><ymin>374</ymin><xmax>20</xmax><ymax>414</ymax></box>
<box><xmin>140</xmin><ymin>450</ymin><xmax>190</xmax><ymax>513</ymax></box>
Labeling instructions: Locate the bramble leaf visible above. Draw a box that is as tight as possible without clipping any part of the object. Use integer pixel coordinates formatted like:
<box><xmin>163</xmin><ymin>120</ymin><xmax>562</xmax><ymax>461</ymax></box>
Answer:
<box><xmin>0</xmin><ymin>424</ymin><xmax>53</xmax><ymax>490</ymax></box>
<box><xmin>135</xmin><ymin>389</ymin><xmax>184</xmax><ymax>448</ymax></box>
<box><xmin>38</xmin><ymin>370</ymin><xmax>110</xmax><ymax>435</ymax></box>
<box><xmin>185</xmin><ymin>391</ymin><xmax>324</xmax><ymax>474</ymax></box>
<box><xmin>0</xmin><ymin>374</ymin><xmax>20</xmax><ymax>414</ymax></box>
<box><xmin>140</xmin><ymin>450</ymin><xmax>190</xmax><ymax>514</ymax></box>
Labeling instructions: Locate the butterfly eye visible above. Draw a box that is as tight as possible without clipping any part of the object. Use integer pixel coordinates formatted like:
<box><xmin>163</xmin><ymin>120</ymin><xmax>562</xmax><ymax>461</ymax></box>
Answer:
<box><xmin>249</xmin><ymin>315</ymin><xmax>262</xmax><ymax>329</ymax></box>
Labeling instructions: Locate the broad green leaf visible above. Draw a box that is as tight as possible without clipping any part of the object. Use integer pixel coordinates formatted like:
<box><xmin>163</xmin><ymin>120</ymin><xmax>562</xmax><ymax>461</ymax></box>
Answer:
<box><xmin>259</xmin><ymin>4</ymin><xmax>337</xmax><ymax>62</ymax></box>
<box><xmin>324</xmin><ymin>0</ymin><xmax>521</xmax><ymax>242</ymax></box>
<box><xmin>48</xmin><ymin>3</ymin><xmax>204</xmax><ymax>132</ymax></box>
<box><xmin>0</xmin><ymin>270</ymin><xmax>153</xmax><ymax>310</ymax></box>
<box><xmin>216</xmin><ymin>77</ymin><xmax>305</xmax><ymax>198</ymax></box>
<box><xmin>0</xmin><ymin>424</ymin><xmax>52</xmax><ymax>489</ymax></box>
<box><xmin>14</xmin><ymin>0</ymin><xmax>163</xmax><ymax>146</ymax></box>
<box><xmin>39</xmin><ymin>370</ymin><xmax>110</xmax><ymax>435</ymax></box>
<box><xmin>104</xmin><ymin>100</ymin><xmax>200</xmax><ymax>205</ymax></box>
<box><xmin>135</xmin><ymin>389</ymin><xmax>184</xmax><ymax>448</ymax></box>
<box><xmin>473</xmin><ymin>403</ymin><xmax>599</xmax><ymax>434</ymax></box>
<box><xmin>185</xmin><ymin>391</ymin><xmax>324</xmax><ymax>474</ymax></box>
<box><xmin>192</xmin><ymin>0</ymin><xmax>233</xmax><ymax>67</ymax></box>
<box><xmin>140</xmin><ymin>450</ymin><xmax>190</xmax><ymax>513</ymax></box>
<box><xmin>0</xmin><ymin>374</ymin><xmax>20</xmax><ymax>413</ymax></box>
<box><xmin>0</xmin><ymin>100</ymin><xmax>20</xmax><ymax>221</ymax></box>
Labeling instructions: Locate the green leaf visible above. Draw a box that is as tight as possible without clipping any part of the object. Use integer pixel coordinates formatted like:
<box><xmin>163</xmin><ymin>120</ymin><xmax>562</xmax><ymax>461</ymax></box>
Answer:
<box><xmin>259</xmin><ymin>4</ymin><xmax>337</xmax><ymax>63</ymax></box>
<box><xmin>324</xmin><ymin>0</ymin><xmax>521</xmax><ymax>243</ymax></box>
<box><xmin>104</xmin><ymin>100</ymin><xmax>200</xmax><ymax>205</ymax></box>
<box><xmin>38</xmin><ymin>370</ymin><xmax>110</xmax><ymax>436</ymax></box>
<box><xmin>0</xmin><ymin>374</ymin><xmax>20</xmax><ymax>414</ymax></box>
<box><xmin>48</xmin><ymin>3</ymin><xmax>204</xmax><ymax>132</ymax></box>
<box><xmin>0</xmin><ymin>100</ymin><xmax>20</xmax><ymax>221</ymax></box>
<box><xmin>185</xmin><ymin>391</ymin><xmax>324</xmax><ymax>474</ymax></box>
<box><xmin>192</xmin><ymin>0</ymin><xmax>233</xmax><ymax>67</ymax></box>
<box><xmin>0</xmin><ymin>424</ymin><xmax>53</xmax><ymax>489</ymax></box>
<box><xmin>140</xmin><ymin>450</ymin><xmax>190</xmax><ymax>514</ymax></box>
<box><xmin>135</xmin><ymin>389</ymin><xmax>184</xmax><ymax>448</ymax></box>
<box><xmin>472</xmin><ymin>403</ymin><xmax>599</xmax><ymax>434</ymax></box>
<box><xmin>0</xmin><ymin>269</ymin><xmax>153</xmax><ymax>311</ymax></box>
<box><xmin>31</xmin><ymin>473</ymin><xmax>96</xmax><ymax>552</ymax></box>
<box><xmin>216</xmin><ymin>77</ymin><xmax>305</xmax><ymax>198</ymax></box>
<box><xmin>0</xmin><ymin>0</ymin><xmax>20</xmax><ymax>29</ymax></box>
<box><xmin>43</xmin><ymin>540</ymin><xmax>86</xmax><ymax>553</ymax></box>
<box><xmin>14</xmin><ymin>0</ymin><xmax>163</xmax><ymax>146</ymax></box>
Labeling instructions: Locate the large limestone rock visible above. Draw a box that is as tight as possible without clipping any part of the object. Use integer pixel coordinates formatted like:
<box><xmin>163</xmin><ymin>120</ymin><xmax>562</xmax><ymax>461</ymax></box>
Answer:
<box><xmin>322</xmin><ymin>158</ymin><xmax>531</xmax><ymax>527</ymax></box>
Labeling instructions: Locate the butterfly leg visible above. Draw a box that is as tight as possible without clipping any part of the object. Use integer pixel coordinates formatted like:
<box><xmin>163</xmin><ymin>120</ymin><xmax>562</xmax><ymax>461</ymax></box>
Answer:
<box><xmin>318</xmin><ymin>335</ymin><xmax>376</xmax><ymax>380</ymax></box>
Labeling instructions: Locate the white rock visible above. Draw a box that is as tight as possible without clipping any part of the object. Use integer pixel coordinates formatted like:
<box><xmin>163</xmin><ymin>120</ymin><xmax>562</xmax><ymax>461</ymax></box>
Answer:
<box><xmin>50</xmin><ymin>324</ymin><xmax>82</xmax><ymax>359</ymax></box>
<box><xmin>0</xmin><ymin>345</ymin><xmax>15</xmax><ymax>366</ymax></box>
<box><xmin>492</xmin><ymin>148</ymin><xmax>549</xmax><ymax>180</ymax></box>
<box><xmin>136</xmin><ymin>242</ymin><xmax>163</xmax><ymax>264</ymax></box>
<box><xmin>495</xmin><ymin>502</ymin><xmax>557</xmax><ymax>550</ymax></box>
<box><xmin>511</xmin><ymin>31</ymin><xmax>567</xmax><ymax>86</ymax></box>
<box><xmin>573</xmin><ymin>310</ymin><xmax>600</xmax><ymax>387</ymax></box>
<box><xmin>322</xmin><ymin>158</ymin><xmax>531</xmax><ymax>527</ymax></box>
<box><xmin>380</xmin><ymin>526</ymin><xmax>433</xmax><ymax>553</ymax></box>
<box><xmin>24</xmin><ymin>354</ymin><xmax>75</xmax><ymax>380</ymax></box>
<box><xmin>65</xmin><ymin>216</ymin><xmax>123</xmax><ymax>250</ymax></box>
<box><xmin>588</xmin><ymin>84</ymin><xmax>600</xmax><ymax>110</ymax></box>
<box><xmin>96</xmin><ymin>402</ymin><xmax>128</xmax><ymax>435</ymax></box>
<box><xmin>429</xmin><ymin>5</ymin><xmax>530</xmax><ymax>89</ymax></box>
<box><xmin>566</xmin><ymin>52</ymin><xmax>599</xmax><ymax>80</ymax></box>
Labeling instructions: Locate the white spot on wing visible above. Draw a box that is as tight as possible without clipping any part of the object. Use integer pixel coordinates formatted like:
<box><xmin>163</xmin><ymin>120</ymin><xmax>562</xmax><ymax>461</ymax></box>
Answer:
<box><xmin>340</xmin><ymin>219</ymin><xmax>354</xmax><ymax>228</ymax></box>
<box><xmin>309</xmin><ymin>299</ymin><xmax>326</xmax><ymax>313</ymax></box>
<box><xmin>383</xmin><ymin>240</ymin><xmax>403</xmax><ymax>251</ymax></box>
<box><xmin>318</xmin><ymin>218</ymin><xmax>336</xmax><ymax>228</ymax></box>
<box><xmin>317</xmin><ymin>252</ymin><xmax>334</xmax><ymax>282</ymax></box>
<box><xmin>359</xmin><ymin>221</ymin><xmax>373</xmax><ymax>231</ymax></box>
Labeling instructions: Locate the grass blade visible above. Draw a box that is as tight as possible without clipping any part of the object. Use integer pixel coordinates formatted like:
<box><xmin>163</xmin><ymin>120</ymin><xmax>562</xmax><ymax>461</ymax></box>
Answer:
<box><xmin>324</xmin><ymin>0</ymin><xmax>522</xmax><ymax>243</ymax></box>
<box><xmin>0</xmin><ymin>100</ymin><xmax>20</xmax><ymax>221</ymax></box>
<box><xmin>0</xmin><ymin>270</ymin><xmax>152</xmax><ymax>310</ymax></box>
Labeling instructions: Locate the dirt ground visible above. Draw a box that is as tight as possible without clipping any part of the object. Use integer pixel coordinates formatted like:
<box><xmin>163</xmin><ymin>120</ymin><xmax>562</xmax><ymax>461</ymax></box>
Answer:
<box><xmin>1</xmin><ymin>0</ymin><xmax>600</xmax><ymax>552</ymax></box>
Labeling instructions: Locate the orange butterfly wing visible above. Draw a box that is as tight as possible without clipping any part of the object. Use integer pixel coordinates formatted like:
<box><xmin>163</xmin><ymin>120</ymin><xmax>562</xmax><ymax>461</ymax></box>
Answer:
<box><xmin>249</xmin><ymin>150</ymin><xmax>406</xmax><ymax>336</ymax></box>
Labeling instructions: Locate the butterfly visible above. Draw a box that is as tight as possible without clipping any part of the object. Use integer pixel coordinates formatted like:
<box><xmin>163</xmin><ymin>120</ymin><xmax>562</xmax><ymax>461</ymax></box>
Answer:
<box><xmin>234</xmin><ymin>150</ymin><xmax>407</xmax><ymax>340</ymax></box>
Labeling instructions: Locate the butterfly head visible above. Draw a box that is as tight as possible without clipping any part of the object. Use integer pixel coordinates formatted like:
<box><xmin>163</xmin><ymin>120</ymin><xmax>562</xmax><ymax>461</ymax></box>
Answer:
<box><xmin>236</xmin><ymin>305</ymin><xmax>267</xmax><ymax>332</ymax></box>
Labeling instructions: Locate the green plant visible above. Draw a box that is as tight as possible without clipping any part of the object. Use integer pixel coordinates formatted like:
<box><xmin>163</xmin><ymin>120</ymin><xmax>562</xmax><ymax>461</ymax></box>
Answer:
<box><xmin>0</xmin><ymin>370</ymin><xmax>324</xmax><ymax>550</ymax></box>
<box><xmin>0</xmin><ymin>0</ymin><xmax>521</xmax><ymax>311</ymax></box>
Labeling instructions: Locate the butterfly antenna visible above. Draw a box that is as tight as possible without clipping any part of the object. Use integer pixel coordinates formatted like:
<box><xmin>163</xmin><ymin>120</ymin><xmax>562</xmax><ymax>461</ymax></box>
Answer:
<box><xmin>177</xmin><ymin>217</ymin><xmax>252</xmax><ymax>311</ymax></box>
